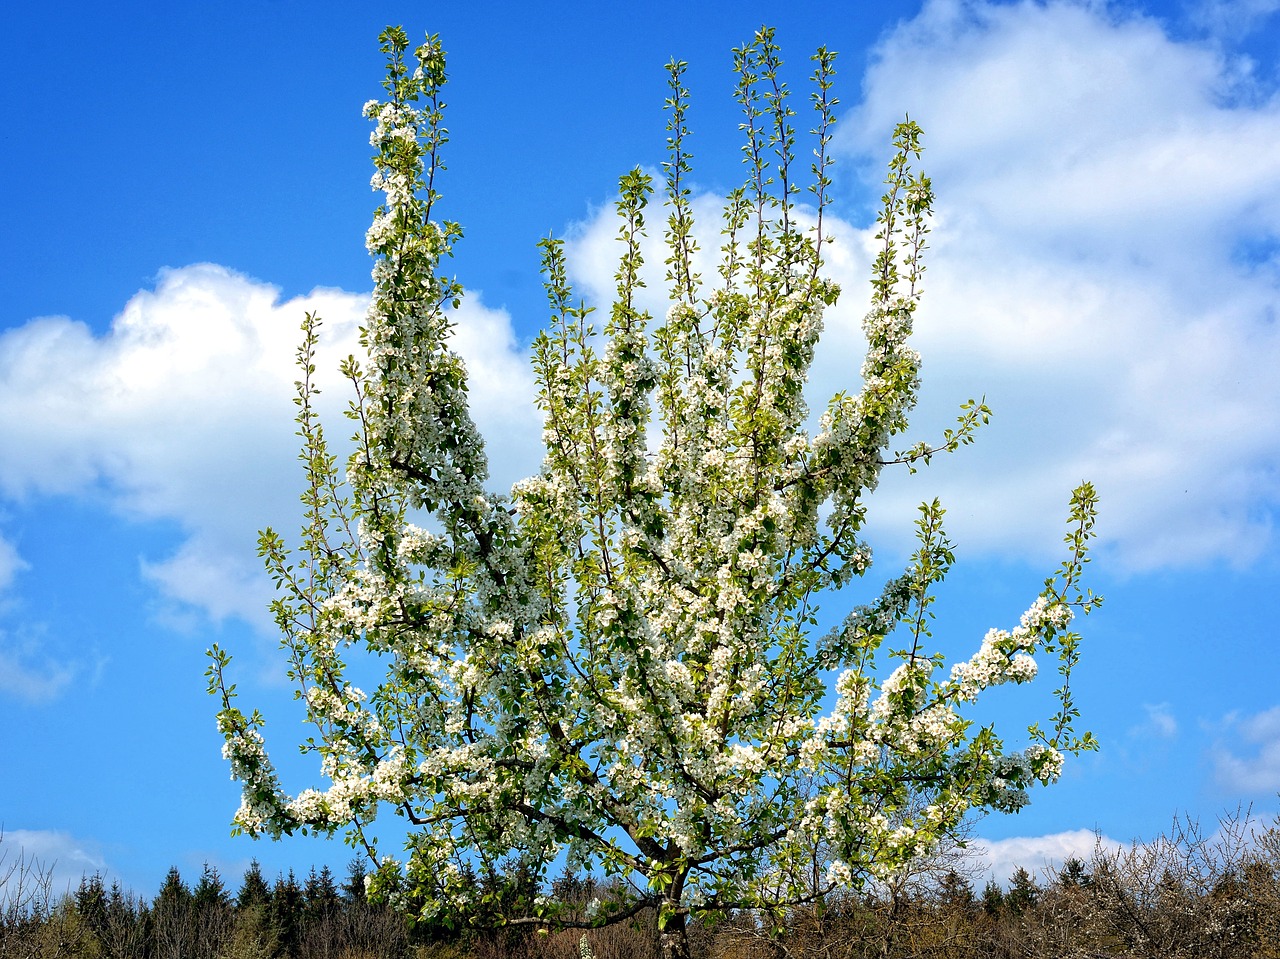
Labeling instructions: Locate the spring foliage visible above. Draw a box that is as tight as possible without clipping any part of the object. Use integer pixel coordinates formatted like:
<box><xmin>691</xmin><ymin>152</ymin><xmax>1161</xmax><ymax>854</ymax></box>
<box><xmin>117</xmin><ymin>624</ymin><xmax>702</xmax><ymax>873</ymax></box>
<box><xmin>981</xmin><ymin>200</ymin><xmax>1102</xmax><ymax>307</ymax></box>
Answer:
<box><xmin>209</xmin><ymin>24</ymin><xmax>1099</xmax><ymax>948</ymax></box>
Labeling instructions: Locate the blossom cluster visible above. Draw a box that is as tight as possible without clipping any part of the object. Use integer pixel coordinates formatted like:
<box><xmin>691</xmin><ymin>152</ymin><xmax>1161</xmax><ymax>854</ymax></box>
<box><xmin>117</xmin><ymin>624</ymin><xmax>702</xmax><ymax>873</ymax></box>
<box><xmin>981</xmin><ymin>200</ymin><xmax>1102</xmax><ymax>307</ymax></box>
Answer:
<box><xmin>217</xmin><ymin>717</ymin><xmax>288</xmax><ymax>838</ymax></box>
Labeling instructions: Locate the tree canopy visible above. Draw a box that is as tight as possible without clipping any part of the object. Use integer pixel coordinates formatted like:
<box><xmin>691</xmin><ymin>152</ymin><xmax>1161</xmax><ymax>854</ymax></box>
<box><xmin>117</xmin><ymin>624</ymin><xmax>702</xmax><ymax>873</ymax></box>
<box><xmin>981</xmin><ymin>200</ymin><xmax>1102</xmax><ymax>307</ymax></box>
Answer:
<box><xmin>209</xmin><ymin>25</ymin><xmax>1099</xmax><ymax>959</ymax></box>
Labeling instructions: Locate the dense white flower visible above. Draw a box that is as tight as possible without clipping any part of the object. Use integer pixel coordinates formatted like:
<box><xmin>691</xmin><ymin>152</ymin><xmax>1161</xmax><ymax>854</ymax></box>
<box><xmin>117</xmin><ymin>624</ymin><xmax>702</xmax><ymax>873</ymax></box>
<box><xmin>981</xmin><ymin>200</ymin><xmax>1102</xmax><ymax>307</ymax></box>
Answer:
<box><xmin>825</xmin><ymin>860</ymin><xmax>854</xmax><ymax>888</ymax></box>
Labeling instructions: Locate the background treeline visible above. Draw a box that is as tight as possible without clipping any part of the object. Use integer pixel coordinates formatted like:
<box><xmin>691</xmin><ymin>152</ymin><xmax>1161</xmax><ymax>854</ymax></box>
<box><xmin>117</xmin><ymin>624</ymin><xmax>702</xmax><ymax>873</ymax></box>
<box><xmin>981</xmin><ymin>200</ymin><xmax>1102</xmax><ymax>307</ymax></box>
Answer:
<box><xmin>3</xmin><ymin>806</ymin><xmax>1278</xmax><ymax>959</ymax></box>
<box><xmin>0</xmin><ymin>856</ymin><xmax>409</xmax><ymax>959</ymax></box>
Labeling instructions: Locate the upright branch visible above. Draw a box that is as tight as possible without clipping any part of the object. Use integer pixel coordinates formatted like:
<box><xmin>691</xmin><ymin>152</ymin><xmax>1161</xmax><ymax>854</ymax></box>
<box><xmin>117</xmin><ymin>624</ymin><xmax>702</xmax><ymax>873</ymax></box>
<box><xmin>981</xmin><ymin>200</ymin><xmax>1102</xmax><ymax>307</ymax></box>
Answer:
<box><xmin>663</xmin><ymin>59</ymin><xmax>700</xmax><ymax>308</ymax></box>
<box><xmin>807</xmin><ymin>45</ymin><xmax>837</xmax><ymax>280</ymax></box>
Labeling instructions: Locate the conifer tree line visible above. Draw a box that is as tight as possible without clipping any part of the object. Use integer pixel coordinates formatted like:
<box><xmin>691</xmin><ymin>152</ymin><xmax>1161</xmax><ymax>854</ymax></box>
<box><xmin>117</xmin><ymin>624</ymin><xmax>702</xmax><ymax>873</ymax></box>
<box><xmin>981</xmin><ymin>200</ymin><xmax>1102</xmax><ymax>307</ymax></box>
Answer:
<box><xmin>4</xmin><ymin>805</ymin><xmax>1280</xmax><ymax>958</ymax></box>
<box><xmin>0</xmin><ymin>853</ymin><xmax>408</xmax><ymax>959</ymax></box>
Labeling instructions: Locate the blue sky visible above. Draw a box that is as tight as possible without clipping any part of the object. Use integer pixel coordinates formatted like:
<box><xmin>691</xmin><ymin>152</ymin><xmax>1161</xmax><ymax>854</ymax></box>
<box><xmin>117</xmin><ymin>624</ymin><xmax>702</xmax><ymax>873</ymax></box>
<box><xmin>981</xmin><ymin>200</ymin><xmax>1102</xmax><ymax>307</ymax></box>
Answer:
<box><xmin>3</xmin><ymin>0</ymin><xmax>1280</xmax><ymax>898</ymax></box>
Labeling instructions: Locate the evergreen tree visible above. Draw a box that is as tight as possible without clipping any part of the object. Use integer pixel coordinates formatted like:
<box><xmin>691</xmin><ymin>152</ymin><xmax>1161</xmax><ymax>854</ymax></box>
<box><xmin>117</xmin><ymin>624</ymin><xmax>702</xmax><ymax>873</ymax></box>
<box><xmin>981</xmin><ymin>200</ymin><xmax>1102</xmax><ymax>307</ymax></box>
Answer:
<box><xmin>193</xmin><ymin>862</ymin><xmax>232</xmax><ymax>910</ymax></box>
<box><xmin>152</xmin><ymin>866</ymin><xmax>196</xmax><ymax>959</ymax></box>
<box><xmin>303</xmin><ymin>865</ymin><xmax>341</xmax><ymax>922</ymax></box>
<box><xmin>154</xmin><ymin>866</ymin><xmax>190</xmax><ymax>909</ymax></box>
<box><xmin>981</xmin><ymin>879</ymin><xmax>1004</xmax><ymax>916</ymax></box>
<box><xmin>74</xmin><ymin>873</ymin><xmax>109</xmax><ymax>944</ymax></box>
<box><xmin>190</xmin><ymin>862</ymin><xmax>235</xmax><ymax>958</ymax></box>
<box><xmin>103</xmin><ymin>880</ymin><xmax>146</xmax><ymax>959</ymax></box>
<box><xmin>237</xmin><ymin>860</ymin><xmax>272</xmax><ymax>912</ymax></box>
<box><xmin>224</xmin><ymin>861</ymin><xmax>277</xmax><ymax>959</ymax></box>
<box><xmin>1006</xmin><ymin>867</ymin><xmax>1040</xmax><ymax>914</ymax></box>
<box><xmin>269</xmin><ymin>870</ymin><xmax>303</xmax><ymax>957</ymax></box>
<box><xmin>341</xmin><ymin>858</ymin><xmax>368</xmax><ymax>904</ymax></box>
<box><xmin>1057</xmin><ymin>855</ymin><xmax>1091</xmax><ymax>888</ymax></box>
<box><xmin>937</xmin><ymin>869</ymin><xmax>975</xmax><ymax>912</ymax></box>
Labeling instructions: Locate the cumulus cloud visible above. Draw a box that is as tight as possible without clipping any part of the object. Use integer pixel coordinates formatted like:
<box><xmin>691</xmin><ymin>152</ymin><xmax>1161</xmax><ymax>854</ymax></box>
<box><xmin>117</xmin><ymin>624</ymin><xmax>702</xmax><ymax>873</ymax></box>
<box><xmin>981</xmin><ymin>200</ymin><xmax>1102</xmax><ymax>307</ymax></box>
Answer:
<box><xmin>140</xmin><ymin>537</ymin><xmax>276</xmax><ymax>630</ymax></box>
<box><xmin>831</xmin><ymin>0</ymin><xmax>1280</xmax><ymax>569</ymax></box>
<box><xmin>1213</xmin><ymin>704</ymin><xmax>1280</xmax><ymax>792</ymax></box>
<box><xmin>974</xmin><ymin>828</ymin><xmax>1123</xmax><ymax>885</ymax></box>
<box><xmin>0</xmin><ymin>264</ymin><xmax>540</xmax><ymax>631</ymax></box>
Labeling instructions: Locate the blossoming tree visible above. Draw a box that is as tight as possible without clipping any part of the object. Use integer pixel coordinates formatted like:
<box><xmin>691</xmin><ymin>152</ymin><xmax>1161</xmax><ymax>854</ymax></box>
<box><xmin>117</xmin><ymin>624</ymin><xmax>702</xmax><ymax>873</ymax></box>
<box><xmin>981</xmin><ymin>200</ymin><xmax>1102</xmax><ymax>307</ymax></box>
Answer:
<box><xmin>209</xmin><ymin>26</ymin><xmax>1099</xmax><ymax>959</ymax></box>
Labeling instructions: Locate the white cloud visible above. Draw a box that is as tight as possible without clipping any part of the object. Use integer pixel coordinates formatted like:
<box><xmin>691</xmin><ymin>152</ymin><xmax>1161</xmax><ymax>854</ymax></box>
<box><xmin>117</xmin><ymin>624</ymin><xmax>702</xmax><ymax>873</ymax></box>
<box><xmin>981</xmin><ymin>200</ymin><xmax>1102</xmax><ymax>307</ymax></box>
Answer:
<box><xmin>0</xmin><ymin>627</ymin><xmax>79</xmax><ymax>703</ymax></box>
<box><xmin>0</xmin><ymin>535</ymin><xmax>25</xmax><ymax>593</ymax></box>
<box><xmin>0</xmin><ymin>829</ymin><xmax>107</xmax><ymax>899</ymax></box>
<box><xmin>1213</xmin><ymin>704</ymin><xmax>1280</xmax><ymax>792</ymax></box>
<box><xmin>831</xmin><ymin>0</ymin><xmax>1280</xmax><ymax>569</ymax></box>
<box><xmin>973</xmin><ymin>828</ymin><xmax>1123</xmax><ymax>885</ymax></box>
<box><xmin>140</xmin><ymin>536</ymin><xmax>276</xmax><ymax>630</ymax></box>
<box><xmin>1132</xmin><ymin>702</ymin><xmax>1179</xmax><ymax>739</ymax></box>
<box><xmin>0</xmin><ymin>264</ymin><xmax>540</xmax><ymax>630</ymax></box>
<box><xmin>1189</xmin><ymin>0</ymin><xmax>1280</xmax><ymax>40</ymax></box>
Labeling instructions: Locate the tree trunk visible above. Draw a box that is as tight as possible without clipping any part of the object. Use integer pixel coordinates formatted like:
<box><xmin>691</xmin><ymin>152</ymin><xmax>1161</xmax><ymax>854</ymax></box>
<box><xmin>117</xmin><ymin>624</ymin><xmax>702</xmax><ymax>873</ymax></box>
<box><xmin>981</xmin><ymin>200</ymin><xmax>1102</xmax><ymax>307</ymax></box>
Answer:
<box><xmin>659</xmin><ymin>910</ymin><xmax>691</xmax><ymax>959</ymax></box>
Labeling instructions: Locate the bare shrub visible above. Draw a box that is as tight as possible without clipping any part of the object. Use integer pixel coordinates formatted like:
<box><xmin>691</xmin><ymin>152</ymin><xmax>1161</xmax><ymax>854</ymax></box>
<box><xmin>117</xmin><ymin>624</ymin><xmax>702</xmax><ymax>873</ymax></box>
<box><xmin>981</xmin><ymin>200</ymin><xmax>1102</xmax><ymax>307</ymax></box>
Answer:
<box><xmin>1</xmin><ymin>831</ymin><xmax>64</xmax><ymax>959</ymax></box>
